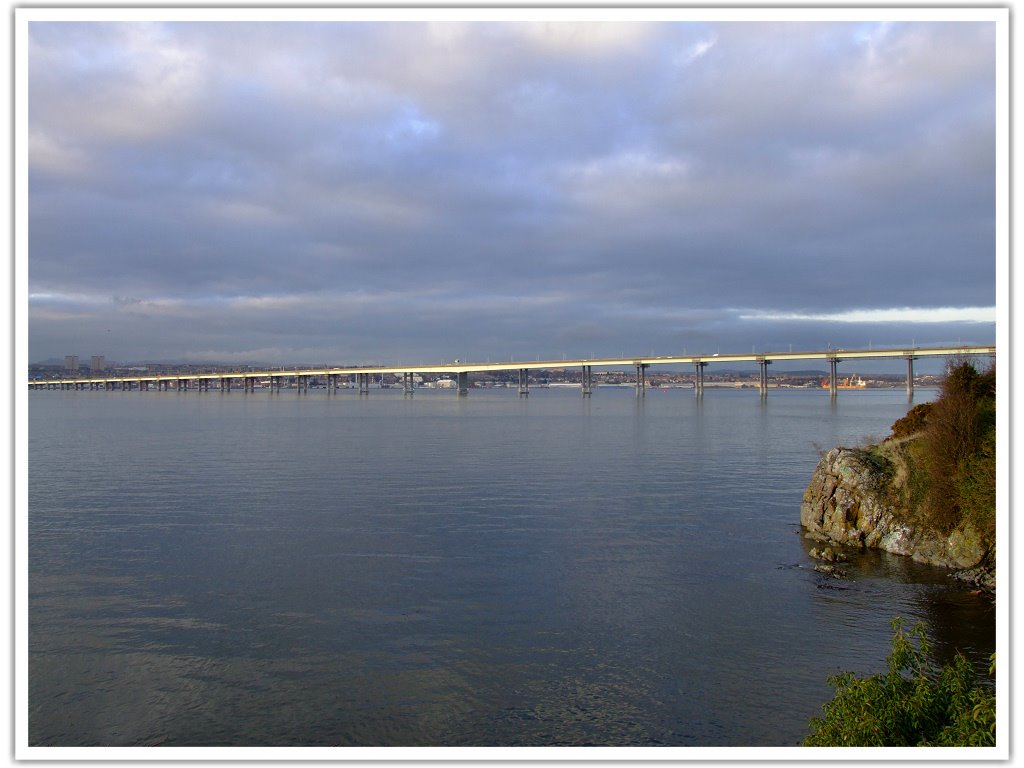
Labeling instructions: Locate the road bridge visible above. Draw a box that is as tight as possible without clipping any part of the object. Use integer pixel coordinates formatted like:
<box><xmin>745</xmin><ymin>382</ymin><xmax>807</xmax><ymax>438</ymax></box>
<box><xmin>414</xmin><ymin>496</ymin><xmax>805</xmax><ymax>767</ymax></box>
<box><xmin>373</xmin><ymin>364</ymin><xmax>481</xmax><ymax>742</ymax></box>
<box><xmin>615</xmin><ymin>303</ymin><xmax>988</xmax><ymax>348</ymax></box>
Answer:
<box><xmin>28</xmin><ymin>344</ymin><xmax>995</xmax><ymax>399</ymax></box>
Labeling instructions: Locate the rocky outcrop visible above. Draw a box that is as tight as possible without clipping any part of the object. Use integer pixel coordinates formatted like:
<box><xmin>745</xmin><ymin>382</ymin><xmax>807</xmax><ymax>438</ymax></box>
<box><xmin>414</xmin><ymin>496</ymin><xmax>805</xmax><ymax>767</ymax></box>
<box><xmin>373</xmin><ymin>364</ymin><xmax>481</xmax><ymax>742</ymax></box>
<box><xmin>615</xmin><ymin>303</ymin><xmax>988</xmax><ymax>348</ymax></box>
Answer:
<box><xmin>801</xmin><ymin>445</ymin><xmax>991</xmax><ymax>584</ymax></box>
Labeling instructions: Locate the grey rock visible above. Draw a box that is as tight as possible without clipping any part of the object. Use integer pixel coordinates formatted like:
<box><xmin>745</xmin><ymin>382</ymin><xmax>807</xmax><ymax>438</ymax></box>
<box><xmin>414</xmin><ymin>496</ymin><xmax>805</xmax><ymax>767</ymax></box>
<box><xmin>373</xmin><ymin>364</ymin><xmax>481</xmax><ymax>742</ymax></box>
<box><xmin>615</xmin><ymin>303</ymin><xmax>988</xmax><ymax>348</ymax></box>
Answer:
<box><xmin>801</xmin><ymin>444</ymin><xmax>991</xmax><ymax>576</ymax></box>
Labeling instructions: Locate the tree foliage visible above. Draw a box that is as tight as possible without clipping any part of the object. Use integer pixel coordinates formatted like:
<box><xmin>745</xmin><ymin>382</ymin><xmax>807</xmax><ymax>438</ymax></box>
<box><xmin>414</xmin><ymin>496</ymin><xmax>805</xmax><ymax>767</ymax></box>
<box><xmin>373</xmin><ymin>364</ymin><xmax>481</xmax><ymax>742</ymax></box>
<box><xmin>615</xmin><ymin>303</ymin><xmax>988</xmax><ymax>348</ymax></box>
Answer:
<box><xmin>921</xmin><ymin>360</ymin><xmax>996</xmax><ymax>535</ymax></box>
<box><xmin>805</xmin><ymin>619</ymin><xmax>996</xmax><ymax>747</ymax></box>
<box><xmin>888</xmin><ymin>402</ymin><xmax>934</xmax><ymax>441</ymax></box>
<box><xmin>884</xmin><ymin>360</ymin><xmax>996</xmax><ymax>539</ymax></box>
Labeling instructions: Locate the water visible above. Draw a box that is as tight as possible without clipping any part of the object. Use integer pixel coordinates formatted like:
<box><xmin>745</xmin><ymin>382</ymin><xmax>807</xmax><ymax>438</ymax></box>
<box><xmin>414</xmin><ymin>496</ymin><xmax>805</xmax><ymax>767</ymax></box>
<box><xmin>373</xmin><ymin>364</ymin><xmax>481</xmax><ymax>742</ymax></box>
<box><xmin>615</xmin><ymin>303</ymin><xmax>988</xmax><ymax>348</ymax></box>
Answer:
<box><xmin>28</xmin><ymin>386</ymin><xmax>995</xmax><ymax>747</ymax></box>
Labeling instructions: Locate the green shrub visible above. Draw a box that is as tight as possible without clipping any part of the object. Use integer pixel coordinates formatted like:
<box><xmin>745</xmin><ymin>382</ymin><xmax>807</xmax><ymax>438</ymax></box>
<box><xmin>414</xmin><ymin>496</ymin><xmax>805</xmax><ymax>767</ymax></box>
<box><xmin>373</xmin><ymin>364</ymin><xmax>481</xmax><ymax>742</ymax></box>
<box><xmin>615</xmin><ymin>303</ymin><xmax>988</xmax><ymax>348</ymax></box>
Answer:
<box><xmin>805</xmin><ymin>619</ymin><xmax>995</xmax><ymax>747</ymax></box>
<box><xmin>958</xmin><ymin>428</ymin><xmax>996</xmax><ymax>540</ymax></box>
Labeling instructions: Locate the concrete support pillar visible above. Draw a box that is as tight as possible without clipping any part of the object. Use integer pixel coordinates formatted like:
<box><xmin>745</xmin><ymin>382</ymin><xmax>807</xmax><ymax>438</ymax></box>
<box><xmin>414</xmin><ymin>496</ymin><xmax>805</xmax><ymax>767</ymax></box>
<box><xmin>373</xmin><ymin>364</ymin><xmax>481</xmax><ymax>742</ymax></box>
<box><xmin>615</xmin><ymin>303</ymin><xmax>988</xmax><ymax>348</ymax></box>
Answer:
<box><xmin>758</xmin><ymin>359</ymin><xmax>771</xmax><ymax>398</ymax></box>
<box><xmin>828</xmin><ymin>357</ymin><xmax>840</xmax><ymax>398</ymax></box>
<box><xmin>581</xmin><ymin>365</ymin><xmax>593</xmax><ymax>397</ymax></box>
<box><xmin>403</xmin><ymin>372</ymin><xmax>415</xmax><ymax>396</ymax></box>
<box><xmin>694</xmin><ymin>361</ymin><xmax>706</xmax><ymax>397</ymax></box>
<box><xmin>359</xmin><ymin>372</ymin><xmax>370</xmax><ymax>395</ymax></box>
<box><xmin>635</xmin><ymin>363</ymin><xmax>648</xmax><ymax>397</ymax></box>
<box><xmin>457</xmin><ymin>371</ymin><xmax>469</xmax><ymax>396</ymax></box>
<box><xmin>518</xmin><ymin>368</ymin><xmax>529</xmax><ymax>397</ymax></box>
<box><xmin>905</xmin><ymin>356</ymin><xmax>916</xmax><ymax>398</ymax></box>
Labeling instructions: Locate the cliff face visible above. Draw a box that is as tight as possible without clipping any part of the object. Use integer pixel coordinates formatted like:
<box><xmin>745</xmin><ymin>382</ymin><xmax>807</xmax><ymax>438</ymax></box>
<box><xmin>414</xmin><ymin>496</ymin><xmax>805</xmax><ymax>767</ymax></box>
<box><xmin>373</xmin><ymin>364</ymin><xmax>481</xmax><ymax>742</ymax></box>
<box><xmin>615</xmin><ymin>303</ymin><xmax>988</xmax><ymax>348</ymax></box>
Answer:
<box><xmin>801</xmin><ymin>443</ymin><xmax>991</xmax><ymax>583</ymax></box>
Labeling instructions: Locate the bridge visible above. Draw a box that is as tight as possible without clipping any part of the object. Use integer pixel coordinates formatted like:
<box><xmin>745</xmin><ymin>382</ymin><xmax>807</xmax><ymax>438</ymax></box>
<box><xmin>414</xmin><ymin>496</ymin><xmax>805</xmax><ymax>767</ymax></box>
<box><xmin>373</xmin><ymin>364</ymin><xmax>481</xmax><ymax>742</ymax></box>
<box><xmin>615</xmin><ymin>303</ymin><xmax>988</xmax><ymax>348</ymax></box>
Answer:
<box><xmin>28</xmin><ymin>344</ymin><xmax>995</xmax><ymax>398</ymax></box>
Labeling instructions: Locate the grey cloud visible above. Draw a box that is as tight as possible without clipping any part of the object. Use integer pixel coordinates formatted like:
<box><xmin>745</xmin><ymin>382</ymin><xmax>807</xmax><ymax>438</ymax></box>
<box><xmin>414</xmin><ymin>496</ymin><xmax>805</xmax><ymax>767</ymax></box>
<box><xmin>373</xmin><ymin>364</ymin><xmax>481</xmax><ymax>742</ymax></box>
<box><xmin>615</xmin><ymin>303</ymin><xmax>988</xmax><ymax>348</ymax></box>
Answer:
<box><xmin>27</xmin><ymin>17</ymin><xmax>997</xmax><ymax>365</ymax></box>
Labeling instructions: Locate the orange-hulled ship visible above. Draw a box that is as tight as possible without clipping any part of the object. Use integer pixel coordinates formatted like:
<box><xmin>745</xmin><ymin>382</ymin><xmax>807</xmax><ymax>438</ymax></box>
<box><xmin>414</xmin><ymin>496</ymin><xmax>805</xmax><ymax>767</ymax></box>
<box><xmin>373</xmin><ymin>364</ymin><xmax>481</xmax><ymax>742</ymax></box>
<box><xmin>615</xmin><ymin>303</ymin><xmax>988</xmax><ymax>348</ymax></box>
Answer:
<box><xmin>821</xmin><ymin>374</ymin><xmax>867</xmax><ymax>389</ymax></box>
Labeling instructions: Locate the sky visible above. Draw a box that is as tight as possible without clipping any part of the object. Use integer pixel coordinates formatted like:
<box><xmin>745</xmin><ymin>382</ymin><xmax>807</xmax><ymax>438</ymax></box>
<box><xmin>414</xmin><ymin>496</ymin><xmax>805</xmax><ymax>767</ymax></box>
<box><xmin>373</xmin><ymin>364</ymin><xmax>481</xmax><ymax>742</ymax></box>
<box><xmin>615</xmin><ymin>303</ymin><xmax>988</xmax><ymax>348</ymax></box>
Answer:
<box><xmin>25</xmin><ymin>13</ymin><xmax>1001</xmax><ymax>370</ymax></box>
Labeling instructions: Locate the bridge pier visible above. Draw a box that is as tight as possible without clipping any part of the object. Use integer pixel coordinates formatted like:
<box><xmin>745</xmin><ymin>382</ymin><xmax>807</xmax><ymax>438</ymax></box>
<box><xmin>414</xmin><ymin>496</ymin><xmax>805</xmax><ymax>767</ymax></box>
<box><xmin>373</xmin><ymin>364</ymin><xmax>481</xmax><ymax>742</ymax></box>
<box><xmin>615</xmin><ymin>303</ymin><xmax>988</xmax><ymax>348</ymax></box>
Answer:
<box><xmin>581</xmin><ymin>365</ymin><xmax>593</xmax><ymax>397</ymax></box>
<box><xmin>635</xmin><ymin>363</ymin><xmax>648</xmax><ymax>397</ymax></box>
<box><xmin>758</xmin><ymin>359</ymin><xmax>771</xmax><ymax>398</ymax></box>
<box><xmin>518</xmin><ymin>368</ymin><xmax>529</xmax><ymax>397</ymax></box>
<box><xmin>403</xmin><ymin>372</ymin><xmax>415</xmax><ymax>396</ymax></box>
<box><xmin>457</xmin><ymin>371</ymin><xmax>469</xmax><ymax>396</ymax></box>
<box><xmin>828</xmin><ymin>357</ymin><xmax>841</xmax><ymax>398</ymax></box>
<box><xmin>358</xmin><ymin>372</ymin><xmax>370</xmax><ymax>395</ymax></box>
<box><xmin>694</xmin><ymin>361</ymin><xmax>707</xmax><ymax>397</ymax></box>
<box><xmin>905</xmin><ymin>355</ymin><xmax>917</xmax><ymax>399</ymax></box>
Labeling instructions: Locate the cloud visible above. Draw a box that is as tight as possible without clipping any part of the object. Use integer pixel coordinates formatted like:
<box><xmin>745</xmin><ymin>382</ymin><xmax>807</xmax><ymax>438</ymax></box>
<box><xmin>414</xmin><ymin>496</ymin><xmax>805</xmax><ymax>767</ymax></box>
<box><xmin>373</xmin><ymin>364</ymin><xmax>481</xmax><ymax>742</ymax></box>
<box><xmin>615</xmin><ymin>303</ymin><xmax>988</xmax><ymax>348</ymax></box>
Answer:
<box><xmin>739</xmin><ymin>307</ymin><xmax>997</xmax><ymax>324</ymax></box>
<box><xmin>29</xmin><ymin>22</ymin><xmax>206</xmax><ymax>145</ymax></box>
<box><xmin>25</xmin><ymin>16</ymin><xmax>998</xmax><ymax>365</ymax></box>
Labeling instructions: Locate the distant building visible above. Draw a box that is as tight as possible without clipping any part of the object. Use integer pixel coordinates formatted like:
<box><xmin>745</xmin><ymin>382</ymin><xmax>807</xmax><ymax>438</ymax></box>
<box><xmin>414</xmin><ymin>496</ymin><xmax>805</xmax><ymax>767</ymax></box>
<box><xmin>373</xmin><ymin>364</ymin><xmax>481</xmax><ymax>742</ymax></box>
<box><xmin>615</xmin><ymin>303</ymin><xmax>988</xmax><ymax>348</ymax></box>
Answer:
<box><xmin>64</xmin><ymin>355</ymin><xmax>79</xmax><ymax>371</ymax></box>
<box><xmin>90</xmin><ymin>355</ymin><xmax>105</xmax><ymax>372</ymax></box>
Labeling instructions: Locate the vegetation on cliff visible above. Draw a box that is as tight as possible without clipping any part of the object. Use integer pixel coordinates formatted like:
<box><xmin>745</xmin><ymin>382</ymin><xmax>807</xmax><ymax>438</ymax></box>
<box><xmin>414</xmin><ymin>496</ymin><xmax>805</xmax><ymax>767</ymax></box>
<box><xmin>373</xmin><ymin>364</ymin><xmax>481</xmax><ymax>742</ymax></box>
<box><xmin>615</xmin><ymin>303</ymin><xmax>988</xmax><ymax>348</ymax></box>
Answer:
<box><xmin>805</xmin><ymin>620</ymin><xmax>996</xmax><ymax>747</ymax></box>
<box><xmin>885</xmin><ymin>359</ymin><xmax>996</xmax><ymax>548</ymax></box>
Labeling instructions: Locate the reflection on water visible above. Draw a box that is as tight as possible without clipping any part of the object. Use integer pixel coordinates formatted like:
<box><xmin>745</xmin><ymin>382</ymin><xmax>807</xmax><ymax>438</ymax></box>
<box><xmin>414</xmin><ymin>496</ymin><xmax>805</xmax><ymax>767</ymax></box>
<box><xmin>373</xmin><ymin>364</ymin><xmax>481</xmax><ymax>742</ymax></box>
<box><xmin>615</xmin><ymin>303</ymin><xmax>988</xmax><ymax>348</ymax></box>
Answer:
<box><xmin>29</xmin><ymin>387</ymin><xmax>994</xmax><ymax>746</ymax></box>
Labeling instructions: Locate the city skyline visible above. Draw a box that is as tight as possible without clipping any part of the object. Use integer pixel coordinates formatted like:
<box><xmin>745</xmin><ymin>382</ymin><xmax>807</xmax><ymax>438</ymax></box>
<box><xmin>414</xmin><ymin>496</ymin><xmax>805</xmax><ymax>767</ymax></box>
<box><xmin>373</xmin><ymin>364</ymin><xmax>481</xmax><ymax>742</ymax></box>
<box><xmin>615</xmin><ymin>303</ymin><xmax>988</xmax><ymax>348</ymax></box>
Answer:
<box><xmin>23</xmin><ymin>10</ymin><xmax>1004</xmax><ymax>367</ymax></box>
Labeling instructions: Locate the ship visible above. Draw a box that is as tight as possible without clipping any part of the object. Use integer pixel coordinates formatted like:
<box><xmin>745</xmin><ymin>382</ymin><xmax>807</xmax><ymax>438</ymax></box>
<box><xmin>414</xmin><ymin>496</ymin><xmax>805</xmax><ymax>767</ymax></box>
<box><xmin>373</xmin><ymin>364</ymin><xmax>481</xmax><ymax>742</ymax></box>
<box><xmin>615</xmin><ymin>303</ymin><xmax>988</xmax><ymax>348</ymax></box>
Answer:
<box><xmin>821</xmin><ymin>374</ymin><xmax>868</xmax><ymax>389</ymax></box>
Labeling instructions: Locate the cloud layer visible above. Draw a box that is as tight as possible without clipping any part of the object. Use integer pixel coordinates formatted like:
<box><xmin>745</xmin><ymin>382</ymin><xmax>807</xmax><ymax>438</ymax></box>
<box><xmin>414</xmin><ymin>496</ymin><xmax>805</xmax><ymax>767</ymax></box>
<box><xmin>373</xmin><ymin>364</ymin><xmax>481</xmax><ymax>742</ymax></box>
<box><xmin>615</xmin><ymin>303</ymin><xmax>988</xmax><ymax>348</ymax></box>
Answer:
<box><xmin>27</xmin><ymin>16</ymin><xmax>998</xmax><ymax>365</ymax></box>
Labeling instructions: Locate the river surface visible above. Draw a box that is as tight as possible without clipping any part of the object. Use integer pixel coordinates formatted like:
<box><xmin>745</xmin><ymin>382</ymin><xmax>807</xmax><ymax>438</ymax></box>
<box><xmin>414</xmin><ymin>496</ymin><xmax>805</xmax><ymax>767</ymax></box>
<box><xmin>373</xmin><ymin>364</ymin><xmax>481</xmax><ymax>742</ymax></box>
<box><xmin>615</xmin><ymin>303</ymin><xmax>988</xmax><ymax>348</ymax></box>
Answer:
<box><xmin>28</xmin><ymin>386</ymin><xmax>995</xmax><ymax>747</ymax></box>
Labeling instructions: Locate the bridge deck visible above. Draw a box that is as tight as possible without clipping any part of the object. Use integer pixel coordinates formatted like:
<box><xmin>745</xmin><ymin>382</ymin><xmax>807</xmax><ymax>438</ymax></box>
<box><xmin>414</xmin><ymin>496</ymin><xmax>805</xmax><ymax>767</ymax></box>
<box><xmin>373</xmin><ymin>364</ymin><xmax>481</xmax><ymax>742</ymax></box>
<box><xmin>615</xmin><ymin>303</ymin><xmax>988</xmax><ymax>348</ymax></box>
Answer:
<box><xmin>29</xmin><ymin>345</ymin><xmax>995</xmax><ymax>387</ymax></box>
